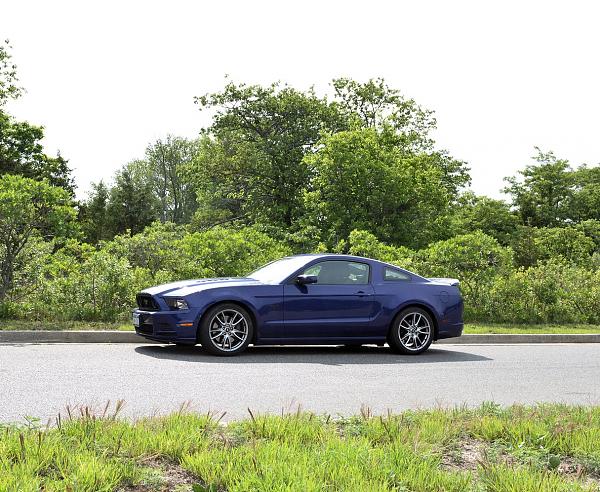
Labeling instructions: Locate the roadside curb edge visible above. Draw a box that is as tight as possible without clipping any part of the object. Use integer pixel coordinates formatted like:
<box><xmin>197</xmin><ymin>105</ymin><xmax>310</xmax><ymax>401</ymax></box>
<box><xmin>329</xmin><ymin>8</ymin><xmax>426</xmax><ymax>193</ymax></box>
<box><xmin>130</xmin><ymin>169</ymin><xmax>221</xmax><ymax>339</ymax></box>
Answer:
<box><xmin>1</xmin><ymin>331</ymin><xmax>599</xmax><ymax>344</ymax></box>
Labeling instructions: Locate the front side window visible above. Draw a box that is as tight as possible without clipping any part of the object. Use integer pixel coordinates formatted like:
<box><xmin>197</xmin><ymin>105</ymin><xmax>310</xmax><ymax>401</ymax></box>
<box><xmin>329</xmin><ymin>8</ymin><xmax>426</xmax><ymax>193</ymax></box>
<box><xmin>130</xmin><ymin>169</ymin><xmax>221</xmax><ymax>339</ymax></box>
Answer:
<box><xmin>384</xmin><ymin>267</ymin><xmax>411</xmax><ymax>281</ymax></box>
<box><xmin>248</xmin><ymin>256</ymin><xmax>318</xmax><ymax>284</ymax></box>
<box><xmin>302</xmin><ymin>260</ymin><xmax>370</xmax><ymax>285</ymax></box>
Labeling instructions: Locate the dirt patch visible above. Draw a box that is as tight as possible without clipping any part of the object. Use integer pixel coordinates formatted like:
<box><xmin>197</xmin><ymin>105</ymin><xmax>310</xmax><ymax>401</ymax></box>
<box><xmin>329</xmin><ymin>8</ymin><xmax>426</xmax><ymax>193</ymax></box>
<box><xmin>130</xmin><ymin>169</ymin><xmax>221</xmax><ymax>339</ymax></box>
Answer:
<box><xmin>441</xmin><ymin>438</ymin><xmax>486</xmax><ymax>472</ymax></box>
<box><xmin>557</xmin><ymin>458</ymin><xmax>584</xmax><ymax>479</ymax></box>
<box><xmin>120</xmin><ymin>456</ymin><xmax>205</xmax><ymax>492</ymax></box>
<box><xmin>557</xmin><ymin>457</ymin><xmax>600</xmax><ymax>487</ymax></box>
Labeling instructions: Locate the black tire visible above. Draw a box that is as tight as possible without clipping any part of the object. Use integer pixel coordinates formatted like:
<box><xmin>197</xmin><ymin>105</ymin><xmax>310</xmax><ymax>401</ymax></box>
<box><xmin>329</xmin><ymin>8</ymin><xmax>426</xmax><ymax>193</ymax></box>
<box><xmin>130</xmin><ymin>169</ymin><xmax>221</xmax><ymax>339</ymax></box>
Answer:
<box><xmin>388</xmin><ymin>307</ymin><xmax>434</xmax><ymax>355</ymax></box>
<box><xmin>198</xmin><ymin>303</ymin><xmax>253</xmax><ymax>356</ymax></box>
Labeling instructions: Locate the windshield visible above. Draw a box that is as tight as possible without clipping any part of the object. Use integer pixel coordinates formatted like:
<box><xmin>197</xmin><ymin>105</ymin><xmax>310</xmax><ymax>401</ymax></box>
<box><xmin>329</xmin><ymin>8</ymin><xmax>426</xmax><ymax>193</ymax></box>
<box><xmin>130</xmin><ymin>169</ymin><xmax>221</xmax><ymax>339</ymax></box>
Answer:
<box><xmin>247</xmin><ymin>256</ymin><xmax>316</xmax><ymax>284</ymax></box>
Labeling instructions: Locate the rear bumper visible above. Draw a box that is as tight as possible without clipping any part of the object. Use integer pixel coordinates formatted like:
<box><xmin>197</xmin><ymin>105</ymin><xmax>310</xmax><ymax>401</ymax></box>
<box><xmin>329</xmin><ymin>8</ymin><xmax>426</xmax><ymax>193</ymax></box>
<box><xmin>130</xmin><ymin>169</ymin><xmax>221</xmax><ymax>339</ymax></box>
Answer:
<box><xmin>133</xmin><ymin>309</ymin><xmax>198</xmax><ymax>345</ymax></box>
<box><xmin>436</xmin><ymin>322</ymin><xmax>464</xmax><ymax>340</ymax></box>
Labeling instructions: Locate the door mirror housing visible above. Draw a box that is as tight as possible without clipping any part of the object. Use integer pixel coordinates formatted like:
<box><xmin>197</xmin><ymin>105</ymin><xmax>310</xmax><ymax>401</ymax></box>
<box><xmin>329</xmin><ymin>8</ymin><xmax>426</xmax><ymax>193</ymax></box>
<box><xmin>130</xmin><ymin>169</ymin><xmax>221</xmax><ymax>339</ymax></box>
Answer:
<box><xmin>296</xmin><ymin>274</ymin><xmax>318</xmax><ymax>285</ymax></box>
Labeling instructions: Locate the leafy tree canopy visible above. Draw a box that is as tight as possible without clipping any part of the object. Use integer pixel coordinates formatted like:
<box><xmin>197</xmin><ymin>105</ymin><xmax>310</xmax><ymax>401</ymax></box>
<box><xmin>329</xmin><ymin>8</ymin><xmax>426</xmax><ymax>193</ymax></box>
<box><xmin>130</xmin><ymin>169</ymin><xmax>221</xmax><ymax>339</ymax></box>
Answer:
<box><xmin>453</xmin><ymin>193</ymin><xmax>519</xmax><ymax>244</ymax></box>
<box><xmin>193</xmin><ymin>80</ymin><xmax>345</xmax><ymax>228</ymax></box>
<box><xmin>304</xmin><ymin>127</ymin><xmax>466</xmax><ymax>248</ymax></box>
<box><xmin>0</xmin><ymin>40</ymin><xmax>22</xmax><ymax>106</ymax></box>
<box><xmin>0</xmin><ymin>41</ymin><xmax>75</xmax><ymax>195</ymax></box>
<box><xmin>105</xmin><ymin>160</ymin><xmax>160</xmax><ymax>236</ymax></box>
<box><xmin>0</xmin><ymin>174</ymin><xmax>76</xmax><ymax>300</ymax></box>
<box><xmin>332</xmin><ymin>77</ymin><xmax>435</xmax><ymax>152</ymax></box>
<box><xmin>504</xmin><ymin>149</ymin><xmax>573</xmax><ymax>227</ymax></box>
<box><xmin>143</xmin><ymin>136</ymin><xmax>199</xmax><ymax>224</ymax></box>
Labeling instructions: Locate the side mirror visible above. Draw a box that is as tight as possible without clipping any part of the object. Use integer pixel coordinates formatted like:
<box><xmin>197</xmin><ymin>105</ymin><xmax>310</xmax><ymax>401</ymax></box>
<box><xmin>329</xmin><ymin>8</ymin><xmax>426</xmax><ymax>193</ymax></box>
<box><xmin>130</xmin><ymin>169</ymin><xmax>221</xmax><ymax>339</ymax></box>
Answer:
<box><xmin>296</xmin><ymin>274</ymin><xmax>318</xmax><ymax>285</ymax></box>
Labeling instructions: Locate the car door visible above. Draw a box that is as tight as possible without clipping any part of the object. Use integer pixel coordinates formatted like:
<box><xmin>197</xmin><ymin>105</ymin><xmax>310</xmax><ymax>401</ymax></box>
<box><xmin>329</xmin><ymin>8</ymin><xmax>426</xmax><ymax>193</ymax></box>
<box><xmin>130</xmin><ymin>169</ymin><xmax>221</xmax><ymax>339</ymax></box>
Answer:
<box><xmin>283</xmin><ymin>260</ymin><xmax>378</xmax><ymax>340</ymax></box>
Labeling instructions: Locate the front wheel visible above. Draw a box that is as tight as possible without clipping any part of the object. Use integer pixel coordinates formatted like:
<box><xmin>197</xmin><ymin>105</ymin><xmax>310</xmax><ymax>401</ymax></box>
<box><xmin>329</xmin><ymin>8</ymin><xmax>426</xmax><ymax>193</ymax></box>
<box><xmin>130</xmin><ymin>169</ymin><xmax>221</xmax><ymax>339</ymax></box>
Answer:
<box><xmin>388</xmin><ymin>307</ymin><xmax>434</xmax><ymax>355</ymax></box>
<box><xmin>198</xmin><ymin>303</ymin><xmax>253</xmax><ymax>356</ymax></box>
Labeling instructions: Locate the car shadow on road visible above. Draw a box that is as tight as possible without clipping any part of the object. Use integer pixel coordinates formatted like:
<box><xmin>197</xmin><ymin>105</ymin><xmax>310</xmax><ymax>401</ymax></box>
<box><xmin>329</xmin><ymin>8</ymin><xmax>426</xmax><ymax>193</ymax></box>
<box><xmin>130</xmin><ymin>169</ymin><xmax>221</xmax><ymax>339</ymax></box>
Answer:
<box><xmin>134</xmin><ymin>344</ymin><xmax>492</xmax><ymax>365</ymax></box>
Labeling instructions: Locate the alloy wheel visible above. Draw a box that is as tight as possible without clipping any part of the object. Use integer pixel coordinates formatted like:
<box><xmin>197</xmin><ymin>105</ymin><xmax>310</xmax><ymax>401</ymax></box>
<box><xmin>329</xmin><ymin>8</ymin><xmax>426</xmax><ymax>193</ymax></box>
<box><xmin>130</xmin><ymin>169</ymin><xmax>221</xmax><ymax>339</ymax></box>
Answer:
<box><xmin>208</xmin><ymin>308</ymin><xmax>249</xmax><ymax>352</ymax></box>
<box><xmin>397</xmin><ymin>311</ymin><xmax>432</xmax><ymax>351</ymax></box>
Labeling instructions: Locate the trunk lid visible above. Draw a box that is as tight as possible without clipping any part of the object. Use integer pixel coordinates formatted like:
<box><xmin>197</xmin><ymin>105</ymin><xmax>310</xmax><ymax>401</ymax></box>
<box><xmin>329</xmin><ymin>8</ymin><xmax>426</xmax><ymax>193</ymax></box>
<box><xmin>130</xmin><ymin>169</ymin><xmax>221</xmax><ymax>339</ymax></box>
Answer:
<box><xmin>427</xmin><ymin>277</ymin><xmax>460</xmax><ymax>286</ymax></box>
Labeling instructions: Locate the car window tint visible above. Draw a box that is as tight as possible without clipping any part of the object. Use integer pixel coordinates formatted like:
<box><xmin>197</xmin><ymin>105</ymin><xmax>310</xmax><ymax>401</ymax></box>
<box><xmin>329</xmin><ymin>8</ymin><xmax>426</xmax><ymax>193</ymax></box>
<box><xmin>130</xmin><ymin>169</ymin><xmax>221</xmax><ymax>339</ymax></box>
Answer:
<box><xmin>303</xmin><ymin>261</ymin><xmax>369</xmax><ymax>285</ymax></box>
<box><xmin>303</xmin><ymin>264</ymin><xmax>321</xmax><ymax>276</ymax></box>
<box><xmin>384</xmin><ymin>267</ymin><xmax>410</xmax><ymax>281</ymax></box>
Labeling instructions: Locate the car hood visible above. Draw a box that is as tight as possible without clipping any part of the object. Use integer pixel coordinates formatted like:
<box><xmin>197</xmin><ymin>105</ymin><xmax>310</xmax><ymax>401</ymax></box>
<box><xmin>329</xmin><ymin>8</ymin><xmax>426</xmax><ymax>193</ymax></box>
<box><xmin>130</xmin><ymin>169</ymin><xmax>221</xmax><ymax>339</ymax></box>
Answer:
<box><xmin>142</xmin><ymin>277</ymin><xmax>263</xmax><ymax>297</ymax></box>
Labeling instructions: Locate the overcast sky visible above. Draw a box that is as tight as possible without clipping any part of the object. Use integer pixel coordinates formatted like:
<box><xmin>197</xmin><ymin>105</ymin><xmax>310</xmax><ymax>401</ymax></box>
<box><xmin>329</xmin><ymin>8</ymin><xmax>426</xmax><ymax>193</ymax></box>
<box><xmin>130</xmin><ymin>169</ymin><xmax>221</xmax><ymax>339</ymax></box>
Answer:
<box><xmin>2</xmin><ymin>0</ymin><xmax>599</xmax><ymax>199</ymax></box>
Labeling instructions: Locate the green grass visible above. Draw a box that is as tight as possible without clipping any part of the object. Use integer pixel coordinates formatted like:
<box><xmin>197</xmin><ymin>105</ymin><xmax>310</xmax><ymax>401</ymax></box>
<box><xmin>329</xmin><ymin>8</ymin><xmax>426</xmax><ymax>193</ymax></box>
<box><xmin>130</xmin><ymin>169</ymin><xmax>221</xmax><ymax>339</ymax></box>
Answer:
<box><xmin>464</xmin><ymin>323</ymin><xmax>600</xmax><ymax>334</ymax></box>
<box><xmin>0</xmin><ymin>319</ymin><xmax>133</xmax><ymax>331</ymax></box>
<box><xmin>1</xmin><ymin>403</ymin><xmax>600</xmax><ymax>491</ymax></box>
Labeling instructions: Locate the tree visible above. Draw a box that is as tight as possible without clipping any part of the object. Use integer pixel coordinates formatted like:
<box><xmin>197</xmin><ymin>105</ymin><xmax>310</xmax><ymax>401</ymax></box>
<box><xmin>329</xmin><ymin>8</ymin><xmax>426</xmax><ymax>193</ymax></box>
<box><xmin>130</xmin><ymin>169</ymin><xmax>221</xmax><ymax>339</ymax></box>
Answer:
<box><xmin>0</xmin><ymin>42</ymin><xmax>75</xmax><ymax>195</ymax></box>
<box><xmin>453</xmin><ymin>193</ymin><xmax>519</xmax><ymax>244</ymax></box>
<box><xmin>504</xmin><ymin>149</ymin><xmax>573</xmax><ymax>227</ymax></box>
<box><xmin>332</xmin><ymin>77</ymin><xmax>435</xmax><ymax>152</ymax></box>
<box><xmin>0</xmin><ymin>109</ymin><xmax>76</xmax><ymax>195</ymax></box>
<box><xmin>575</xmin><ymin>219</ymin><xmax>600</xmax><ymax>252</ymax></box>
<box><xmin>532</xmin><ymin>227</ymin><xmax>595</xmax><ymax>266</ymax></box>
<box><xmin>79</xmin><ymin>181</ymin><xmax>110</xmax><ymax>243</ymax></box>
<box><xmin>106</xmin><ymin>161</ymin><xmax>160</xmax><ymax>235</ymax></box>
<box><xmin>304</xmin><ymin>127</ymin><xmax>463</xmax><ymax>248</ymax></box>
<box><xmin>571</xmin><ymin>164</ymin><xmax>600</xmax><ymax>222</ymax></box>
<box><xmin>0</xmin><ymin>40</ymin><xmax>22</xmax><ymax>106</ymax></box>
<box><xmin>332</xmin><ymin>78</ymin><xmax>470</xmax><ymax>197</ymax></box>
<box><xmin>193</xmin><ymin>80</ymin><xmax>345</xmax><ymax>228</ymax></box>
<box><xmin>144</xmin><ymin>136</ymin><xmax>199</xmax><ymax>224</ymax></box>
<box><xmin>188</xmin><ymin>135</ymin><xmax>255</xmax><ymax>229</ymax></box>
<box><xmin>0</xmin><ymin>175</ymin><xmax>76</xmax><ymax>301</ymax></box>
<box><xmin>191</xmin><ymin>78</ymin><xmax>470</xmax><ymax>233</ymax></box>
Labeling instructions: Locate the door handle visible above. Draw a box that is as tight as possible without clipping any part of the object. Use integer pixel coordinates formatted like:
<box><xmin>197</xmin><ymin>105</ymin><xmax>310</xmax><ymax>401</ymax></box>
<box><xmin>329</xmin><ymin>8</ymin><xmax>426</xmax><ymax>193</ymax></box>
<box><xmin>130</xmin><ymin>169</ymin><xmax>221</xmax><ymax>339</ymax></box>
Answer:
<box><xmin>355</xmin><ymin>291</ymin><xmax>372</xmax><ymax>297</ymax></box>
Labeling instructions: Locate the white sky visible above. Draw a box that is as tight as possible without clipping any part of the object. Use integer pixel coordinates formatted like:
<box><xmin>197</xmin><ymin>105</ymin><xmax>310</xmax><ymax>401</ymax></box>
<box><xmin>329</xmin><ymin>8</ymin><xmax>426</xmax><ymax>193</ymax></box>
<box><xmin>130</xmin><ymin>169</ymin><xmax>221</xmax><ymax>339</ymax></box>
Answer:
<box><xmin>2</xmin><ymin>0</ymin><xmax>599</xmax><ymax>200</ymax></box>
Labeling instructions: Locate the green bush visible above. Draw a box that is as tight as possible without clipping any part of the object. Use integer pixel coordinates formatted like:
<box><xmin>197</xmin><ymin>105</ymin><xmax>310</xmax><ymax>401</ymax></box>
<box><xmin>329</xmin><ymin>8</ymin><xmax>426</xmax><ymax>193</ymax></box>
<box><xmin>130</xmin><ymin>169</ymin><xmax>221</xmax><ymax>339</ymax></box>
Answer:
<box><xmin>511</xmin><ymin>226</ymin><xmax>596</xmax><ymax>268</ymax></box>
<box><xmin>348</xmin><ymin>230</ymin><xmax>416</xmax><ymax>270</ymax></box>
<box><xmin>344</xmin><ymin>230</ymin><xmax>599</xmax><ymax>324</ymax></box>
<box><xmin>4</xmin><ymin>224</ymin><xmax>291</xmax><ymax>322</ymax></box>
<box><xmin>418</xmin><ymin>231</ymin><xmax>513</xmax><ymax>303</ymax></box>
<box><xmin>103</xmin><ymin>221</ymin><xmax>184</xmax><ymax>279</ymax></box>
<box><xmin>472</xmin><ymin>260</ymin><xmax>600</xmax><ymax>324</ymax></box>
<box><xmin>22</xmin><ymin>245</ymin><xmax>150</xmax><ymax>322</ymax></box>
<box><xmin>176</xmin><ymin>225</ymin><xmax>292</xmax><ymax>279</ymax></box>
<box><xmin>1</xmin><ymin>223</ymin><xmax>598</xmax><ymax>325</ymax></box>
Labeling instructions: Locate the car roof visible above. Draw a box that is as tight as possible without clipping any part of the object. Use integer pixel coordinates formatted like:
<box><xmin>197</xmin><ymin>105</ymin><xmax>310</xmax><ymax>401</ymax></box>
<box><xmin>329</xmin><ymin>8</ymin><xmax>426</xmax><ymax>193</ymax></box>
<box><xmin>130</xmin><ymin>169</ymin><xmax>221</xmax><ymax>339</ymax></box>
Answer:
<box><xmin>287</xmin><ymin>253</ymin><xmax>386</xmax><ymax>264</ymax></box>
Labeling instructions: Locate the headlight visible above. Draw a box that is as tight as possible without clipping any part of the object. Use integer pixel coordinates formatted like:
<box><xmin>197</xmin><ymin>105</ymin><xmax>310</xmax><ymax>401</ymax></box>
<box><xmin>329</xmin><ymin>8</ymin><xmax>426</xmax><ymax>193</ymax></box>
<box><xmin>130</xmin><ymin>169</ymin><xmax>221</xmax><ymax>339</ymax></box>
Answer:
<box><xmin>164</xmin><ymin>298</ymin><xmax>189</xmax><ymax>310</ymax></box>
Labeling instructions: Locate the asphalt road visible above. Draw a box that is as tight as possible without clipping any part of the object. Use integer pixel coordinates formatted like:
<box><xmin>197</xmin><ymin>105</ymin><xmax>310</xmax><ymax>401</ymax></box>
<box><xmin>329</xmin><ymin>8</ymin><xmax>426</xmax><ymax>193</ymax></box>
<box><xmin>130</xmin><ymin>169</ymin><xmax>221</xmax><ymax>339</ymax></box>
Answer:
<box><xmin>1</xmin><ymin>343</ymin><xmax>599</xmax><ymax>424</ymax></box>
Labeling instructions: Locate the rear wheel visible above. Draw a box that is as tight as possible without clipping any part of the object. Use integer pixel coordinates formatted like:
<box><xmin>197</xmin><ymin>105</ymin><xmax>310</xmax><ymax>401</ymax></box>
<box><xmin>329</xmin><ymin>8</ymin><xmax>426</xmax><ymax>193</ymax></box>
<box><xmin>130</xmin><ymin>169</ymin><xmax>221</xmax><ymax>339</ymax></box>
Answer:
<box><xmin>388</xmin><ymin>307</ymin><xmax>434</xmax><ymax>355</ymax></box>
<box><xmin>198</xmin><ymin>303</ymin><xmax>253</xmax><ymax>356</ymax></box>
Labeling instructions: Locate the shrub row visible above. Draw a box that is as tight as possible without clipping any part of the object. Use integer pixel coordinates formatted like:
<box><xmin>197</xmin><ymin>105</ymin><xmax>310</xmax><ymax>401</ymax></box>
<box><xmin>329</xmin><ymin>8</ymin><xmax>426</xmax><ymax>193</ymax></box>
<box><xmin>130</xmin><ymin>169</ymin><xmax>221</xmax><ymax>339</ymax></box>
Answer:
<box><xmin>1</xmin><ymin>224</ymin><xmax>290</xmax><ymax>322</ymax></box>
<box><xmin>1</xmin><ymin>223</ymin><xmax>598</xmax><ymax>324</ymax></box>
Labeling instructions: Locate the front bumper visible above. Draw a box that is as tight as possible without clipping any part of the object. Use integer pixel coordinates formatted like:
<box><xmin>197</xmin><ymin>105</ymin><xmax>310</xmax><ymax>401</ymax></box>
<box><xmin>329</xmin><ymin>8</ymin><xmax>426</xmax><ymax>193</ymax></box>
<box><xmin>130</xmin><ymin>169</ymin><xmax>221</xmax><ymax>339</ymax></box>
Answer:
<box><xmin>133</xmin><ymin>309</ymin><xmax>198</xmax><ymax>345</ymax></box>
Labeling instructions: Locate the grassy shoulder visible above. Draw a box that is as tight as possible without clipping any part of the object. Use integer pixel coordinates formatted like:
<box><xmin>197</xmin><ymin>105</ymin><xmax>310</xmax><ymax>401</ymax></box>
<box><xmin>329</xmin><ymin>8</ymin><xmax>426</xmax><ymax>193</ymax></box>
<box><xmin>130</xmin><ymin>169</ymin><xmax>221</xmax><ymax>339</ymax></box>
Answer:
<box><xmin>0</xmin><ymin>319</ymin><xmax>133</xmax><ymax>331</ymax></box>
<box><xmin>464</xmin><ymin>323</ymin><xmax>600</xmax><ymax>334</ymax></box>
<box><xmin>2</xmin><ymin>403</ymin><xmax>600</xmax><ymax>491</ymax></box>
<box><xmin>1</xmin><ymin>319</ymin><xmax>599</xmax><ymax>334</ymax></box>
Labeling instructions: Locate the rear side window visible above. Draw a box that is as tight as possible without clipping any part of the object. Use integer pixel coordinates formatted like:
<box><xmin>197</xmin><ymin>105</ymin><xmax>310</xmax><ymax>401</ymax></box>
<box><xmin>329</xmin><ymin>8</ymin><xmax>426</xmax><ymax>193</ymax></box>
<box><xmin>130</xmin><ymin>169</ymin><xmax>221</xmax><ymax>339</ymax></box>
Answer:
<box><xmin>384</xmin><ymin>267</ymin><xmax>410</xmax><ymax>281</ymax></box>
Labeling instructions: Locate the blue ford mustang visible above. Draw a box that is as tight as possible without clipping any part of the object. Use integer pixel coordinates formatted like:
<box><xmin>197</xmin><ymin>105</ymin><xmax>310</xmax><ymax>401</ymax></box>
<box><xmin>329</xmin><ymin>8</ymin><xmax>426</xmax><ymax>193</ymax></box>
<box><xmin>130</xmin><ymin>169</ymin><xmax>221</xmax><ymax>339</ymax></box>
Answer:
<box><xmin>133</xmin><ymin>254</ymin><xmax>463</xmax><ymax>356</ymax></box>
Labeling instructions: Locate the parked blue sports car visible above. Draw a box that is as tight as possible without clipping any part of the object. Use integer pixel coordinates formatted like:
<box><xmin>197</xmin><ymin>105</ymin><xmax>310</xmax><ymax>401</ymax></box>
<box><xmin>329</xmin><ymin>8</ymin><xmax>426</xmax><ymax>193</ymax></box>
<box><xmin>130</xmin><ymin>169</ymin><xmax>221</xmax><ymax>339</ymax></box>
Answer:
<box><xmin>133</xmin><ymin>254</ymin><xmax>463</xmax><ymax>356</ymax></box>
